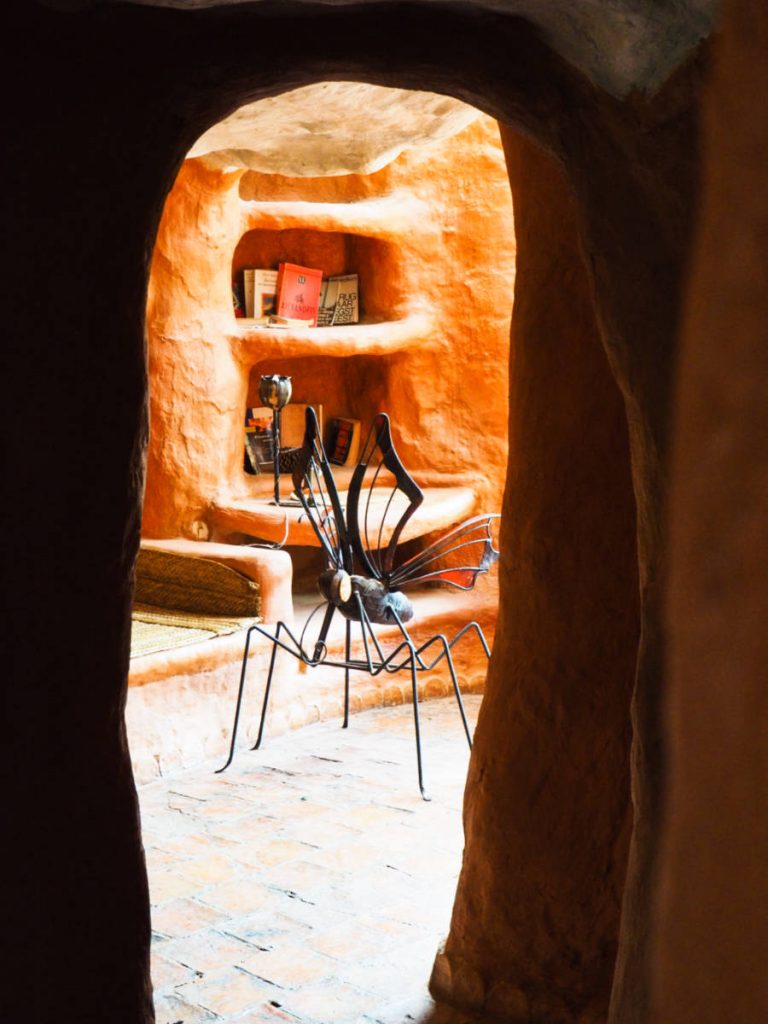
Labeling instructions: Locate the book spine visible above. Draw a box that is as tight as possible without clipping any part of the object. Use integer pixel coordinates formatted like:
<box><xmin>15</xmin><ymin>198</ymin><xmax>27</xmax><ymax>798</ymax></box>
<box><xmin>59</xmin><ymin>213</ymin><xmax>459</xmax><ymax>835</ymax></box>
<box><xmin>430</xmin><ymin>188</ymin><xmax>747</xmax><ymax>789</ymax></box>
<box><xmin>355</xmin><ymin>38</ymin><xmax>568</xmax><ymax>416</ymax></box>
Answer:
<box><xmin>243</xmin><ymin>269</ymin><xmax>255</xmax><ymax>318</ymax></box>
<box><xmin>253</xmin><ymin>269</ymin><xmax>278</xmax><ymax>319</ymax></box>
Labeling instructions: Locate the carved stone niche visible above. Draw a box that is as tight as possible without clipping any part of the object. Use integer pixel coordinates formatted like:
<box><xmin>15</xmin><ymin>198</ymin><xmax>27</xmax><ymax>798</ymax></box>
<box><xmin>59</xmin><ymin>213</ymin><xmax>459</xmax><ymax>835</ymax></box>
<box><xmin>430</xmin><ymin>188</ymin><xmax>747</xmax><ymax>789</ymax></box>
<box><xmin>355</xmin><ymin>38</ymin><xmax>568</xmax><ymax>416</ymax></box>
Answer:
<box><xmin>131</xmin><ymin>84</ymin><xmax>516</xmax><ymax>779</ymax></box>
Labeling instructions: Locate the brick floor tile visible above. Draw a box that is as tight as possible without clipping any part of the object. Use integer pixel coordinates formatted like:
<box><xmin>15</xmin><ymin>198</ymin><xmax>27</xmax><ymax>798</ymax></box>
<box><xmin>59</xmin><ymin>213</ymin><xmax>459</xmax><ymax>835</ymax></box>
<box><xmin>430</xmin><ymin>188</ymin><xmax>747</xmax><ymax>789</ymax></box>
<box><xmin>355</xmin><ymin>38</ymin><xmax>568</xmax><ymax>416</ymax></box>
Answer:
<box><xmin>236</xmin><ymin>837</ymin><xmax>320</xmax><ymax>868</ymax></box>
<box><xmin>152</xmin><ymin>897</ymin><xmax>230</xmax><ymax>939</ymax></box>
<box><xmin>377</xmin><ymin>898</ymin><xmax>451</xmax><ymax>931</ymax></box>
<box><xmin>241</xmin><ymin>943</ymin><xmax>338</xmax><ymax>989</ymax></box>
<box><xmin>261</xmin><ymin>858</ymin><xmax>344</xmax><ymax>896</ymax></box>
<box><xmin>155</xmin><ymin>829</ymin><xmax>239</xmax><ymax>857</ymax></box>
<box><xmin>161</xmin><ymin>929</ymin><xmax>259</xmax><ymax>975</ymax></box>
<box><xmin>304</xmin><ymin>919</ymin><xmax>393</xmax><ymax>961</ymax></box>
<box><xmin>153</xmin><ymin>992</ymin><xmax>218</xmax><ymax>1024</ymax></box>
<box><xmin>150</xmin><ymin>951</ymin><xmax>200</xmax><ymax>992</ymax></box>
<box><xmin>276</xmin><ymin>818</ymin><xmax>362</xmax><ymax>847</ymax></box>
<box><xmin>265</xmin><ymin>890</ymin><xmax>354</xmax><ymax>931</ymax></box>
<box><xmin>151</xmin><ymin>868</ymin><xmax>214</xmax><ymax>904</ymax></box>
<box><xmin>235</xmin><ymin>1002</ymin><xmax>302</xmax><ymax>1024</ymax></box>
<box><xmin>185</xmin><ymin>795</ymin><xmax>257</xmax><ymax>822</ymax></box>
<box><xmin>179</xmin><ymin>852</ymin><xmax>243</xmax><ymax>888</ymax></box>
<box><xmin>208</xmin><ymin>816</ymin><xmax>284</xmax><ymax>846</ymax></box>
<box><xmin>144</xmin><ymin>845</ymin><xmax>184</xmax><ymax>872</ymax></box>
<box><xmin>304</xmin><ymin>840</ymin><xmax>384</xmax><ymax>873</ymax></box>
<box><xmin>325</xmin><ymin>804</ymin><xmax>415</xmax><ymax>833</ymax></box>
<box><xmin>361</xmin><ymin>992</ymin><xmax>437</xmax><ymax>1024</ymax></box>
<box><xmin>222</xmin><ymin>910</ymin><xmax>313</xmax><ymax>947</ymax></box>
<box><xmin>277</xmin><ymin>981</ymin><xmax>375</xmax><ymax>1024</ymax></box>
<box><xmin>177</xmin><ymin>967</ymin><xmax>278</xmax><ymax>1017</ymax></box>
<box><xmin>329</xmin><ymin>868</ymin><xmax>422</xmax><ymax>914</ymax></box>
<box><xmin>199</xmin><ymin>878</ymin><xmax>274</xmax><ymax>914</ymax></box>
<box><xmin>339</xmin><ymin>955</ymin><xmax>432</xmax><ymax>998</ymax></box>
<box><xmin>383</xmin><ymin>848</ymin><xmax>460</xmax><ymax>882</ymax></box>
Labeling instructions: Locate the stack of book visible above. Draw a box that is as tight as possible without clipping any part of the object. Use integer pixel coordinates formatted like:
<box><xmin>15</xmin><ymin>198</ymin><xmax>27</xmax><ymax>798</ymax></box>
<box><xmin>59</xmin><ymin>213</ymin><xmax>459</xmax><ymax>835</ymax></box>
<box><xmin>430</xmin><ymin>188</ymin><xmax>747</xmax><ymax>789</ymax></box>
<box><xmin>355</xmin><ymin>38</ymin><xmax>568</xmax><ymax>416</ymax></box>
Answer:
<box><xmin>244</xmin><ymin>404</ymin><xmax>324</xmax><ymax>475</ymax></box>
<box><xmin>234</xmin><ymin>263</ymin><xmax>359</xmax><ymax>327</ymax></box>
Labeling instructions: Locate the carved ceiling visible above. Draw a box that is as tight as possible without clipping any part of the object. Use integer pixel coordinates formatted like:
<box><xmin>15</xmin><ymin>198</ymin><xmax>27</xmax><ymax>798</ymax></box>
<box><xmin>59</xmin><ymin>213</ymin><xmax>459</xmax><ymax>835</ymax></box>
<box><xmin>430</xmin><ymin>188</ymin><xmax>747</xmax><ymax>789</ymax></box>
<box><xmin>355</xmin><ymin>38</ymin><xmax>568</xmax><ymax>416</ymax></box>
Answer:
<box><xmin>55</xmin><ymin>0</ymin><xmax>716</xmax><ymax>96</ymax></box>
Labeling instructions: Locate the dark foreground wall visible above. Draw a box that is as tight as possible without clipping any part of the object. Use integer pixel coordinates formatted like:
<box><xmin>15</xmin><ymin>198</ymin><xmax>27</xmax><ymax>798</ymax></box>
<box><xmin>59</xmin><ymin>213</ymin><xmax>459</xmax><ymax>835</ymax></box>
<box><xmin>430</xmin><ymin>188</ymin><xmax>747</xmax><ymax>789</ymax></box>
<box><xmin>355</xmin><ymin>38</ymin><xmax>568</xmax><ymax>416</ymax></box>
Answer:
<box><xmin>652</xmin><ymin>2</ymin><xmax>768</xmax><ymax>1022</ymax></box>
<box><xmin>5</xmin><ymin>2</ymin><xmax>757</xmax><ymax>1023</ymax></box>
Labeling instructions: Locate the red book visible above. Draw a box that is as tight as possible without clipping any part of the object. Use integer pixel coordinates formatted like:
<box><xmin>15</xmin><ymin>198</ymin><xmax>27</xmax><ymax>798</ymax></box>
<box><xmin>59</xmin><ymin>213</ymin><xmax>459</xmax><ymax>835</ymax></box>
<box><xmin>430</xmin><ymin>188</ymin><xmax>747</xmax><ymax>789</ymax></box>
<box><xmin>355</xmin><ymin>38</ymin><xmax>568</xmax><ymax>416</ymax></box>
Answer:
<box><xmin>275</xmin><ymin>262</ymin><xmax>323</xmax><ymax>326</ymax></box>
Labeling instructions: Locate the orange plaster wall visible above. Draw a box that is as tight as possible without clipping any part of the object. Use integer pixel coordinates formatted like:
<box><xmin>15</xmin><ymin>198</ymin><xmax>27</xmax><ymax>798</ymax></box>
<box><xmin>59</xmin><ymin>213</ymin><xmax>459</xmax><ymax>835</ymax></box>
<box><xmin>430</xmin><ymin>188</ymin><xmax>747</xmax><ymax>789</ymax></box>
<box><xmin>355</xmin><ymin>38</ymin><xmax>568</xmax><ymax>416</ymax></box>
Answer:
<box><xmin>142</xmin><ymin>116</ymin><xmax>515</xmax><ymax>541</ymax></box>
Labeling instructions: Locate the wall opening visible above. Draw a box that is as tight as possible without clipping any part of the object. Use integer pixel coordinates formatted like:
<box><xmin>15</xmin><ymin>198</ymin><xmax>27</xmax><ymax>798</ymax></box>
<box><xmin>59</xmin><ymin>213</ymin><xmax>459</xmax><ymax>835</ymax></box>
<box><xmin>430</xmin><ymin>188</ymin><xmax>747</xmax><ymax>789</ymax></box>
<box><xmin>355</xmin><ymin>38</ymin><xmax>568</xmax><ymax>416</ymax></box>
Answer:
<box><xmin>125</xmin><ymin>79</ymin><xmax>516</xmax><ymax>1021</ymax></box>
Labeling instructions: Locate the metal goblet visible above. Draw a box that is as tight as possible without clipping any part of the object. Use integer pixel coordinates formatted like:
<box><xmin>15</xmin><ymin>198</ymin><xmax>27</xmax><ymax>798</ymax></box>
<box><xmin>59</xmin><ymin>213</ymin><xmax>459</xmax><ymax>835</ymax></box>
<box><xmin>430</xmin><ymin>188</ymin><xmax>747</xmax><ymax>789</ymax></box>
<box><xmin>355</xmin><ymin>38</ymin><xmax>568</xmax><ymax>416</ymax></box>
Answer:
<box><xmin>258</xmin><ymin>375</ymin><xmax>292</xmax><ymax>504</ymax></box>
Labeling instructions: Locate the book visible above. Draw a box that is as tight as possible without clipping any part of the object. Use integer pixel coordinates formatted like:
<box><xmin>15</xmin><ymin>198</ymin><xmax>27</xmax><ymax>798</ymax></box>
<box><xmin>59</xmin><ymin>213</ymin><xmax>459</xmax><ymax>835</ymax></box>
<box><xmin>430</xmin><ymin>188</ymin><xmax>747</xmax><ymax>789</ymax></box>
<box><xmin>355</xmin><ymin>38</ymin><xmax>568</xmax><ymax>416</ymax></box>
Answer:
<box><xmin>244</xmin><ymin>406</ymin><xmax>274</xmax><ymax>473</ymax></box>
<box><xmin>331</xmin><ymin>274</ymin><xmax>359</xmax><ymax>325</ymax></box>
<box><xmin>243</xmin><ymin>269</ymin><xmax>255</xmax><ymax>319</ymax></box>
<box><xmin>316</xmin><ymin>274</ymin><xmax>359</xmax><ymax>326</ymax></box>
<box><xmin>275</xmin><ymin>262</ymin><xmax>323</xmax><ymax>325</ymax></box>
<box><xmin>316</xmin><ymin>278</ymin><xmax>338</xmax><ymax>327</ymax></box>
<box><xmin>243</xmin><ymin>268</ymin><xmax>278</xmax><ymax>320</ymax></box>
<box><xmin>232</xmin><ymin>280</ymin><xmax>245</xmax><ymax>318</ymax></box>
<box><xmin>328</xmin><ymin>417</ymin><xmax>361</xmax><ymax>466</ymax></box>
<box><xmin>281</xmin><ymin>403</ymin><xmax>323</xmax><ymax>448</ymax></box>
<box><xmin>253</xmin><ymin>269</ymin><xmax>278</xmax><ymax>320</ymax></box>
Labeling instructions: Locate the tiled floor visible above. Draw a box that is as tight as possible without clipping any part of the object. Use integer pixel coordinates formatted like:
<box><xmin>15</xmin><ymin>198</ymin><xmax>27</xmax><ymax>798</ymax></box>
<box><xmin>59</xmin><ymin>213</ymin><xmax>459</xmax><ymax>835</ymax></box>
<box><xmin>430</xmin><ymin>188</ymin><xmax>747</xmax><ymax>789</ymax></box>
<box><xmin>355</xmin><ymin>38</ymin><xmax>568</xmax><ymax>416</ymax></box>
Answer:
<box><xmin>140</xmin><ymin>695</ymin><xmax>482</xmax><ymax>1024</ymax></box>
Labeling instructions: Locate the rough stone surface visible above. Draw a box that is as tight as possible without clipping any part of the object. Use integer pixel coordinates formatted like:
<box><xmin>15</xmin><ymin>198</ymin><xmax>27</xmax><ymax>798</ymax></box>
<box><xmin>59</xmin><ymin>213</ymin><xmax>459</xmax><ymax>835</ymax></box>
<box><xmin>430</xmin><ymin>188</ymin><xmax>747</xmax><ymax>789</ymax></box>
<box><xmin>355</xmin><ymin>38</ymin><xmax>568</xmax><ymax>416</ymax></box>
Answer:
<box><xmin>92</xmin><ymin>0</ymin><xmax>717</xmax><ymax>97</ymax></box>
<box><xmin>189</xmin><ymin>82</ymin><xmax>481</xmax><ymax>176</ymax></box>
<box><xmin>432</xmin><ymin>130</ymin><xmax>639</xmax><ymax>1023</ymax></box>
<box><xmin>651</xmin><ymin>1</ymin><xmax>768</xmax><ymax>1021</ymax></box>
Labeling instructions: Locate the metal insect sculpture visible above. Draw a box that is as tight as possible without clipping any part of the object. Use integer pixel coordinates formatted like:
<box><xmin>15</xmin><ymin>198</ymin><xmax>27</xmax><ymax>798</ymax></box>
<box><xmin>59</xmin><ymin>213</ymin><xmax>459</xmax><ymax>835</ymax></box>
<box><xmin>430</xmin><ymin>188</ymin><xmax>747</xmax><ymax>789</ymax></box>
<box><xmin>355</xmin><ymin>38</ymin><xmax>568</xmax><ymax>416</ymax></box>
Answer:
<box><xmin>217</xmin><ymin>407</ymin><xmax>499</xmax><ymax>799</ymax></box>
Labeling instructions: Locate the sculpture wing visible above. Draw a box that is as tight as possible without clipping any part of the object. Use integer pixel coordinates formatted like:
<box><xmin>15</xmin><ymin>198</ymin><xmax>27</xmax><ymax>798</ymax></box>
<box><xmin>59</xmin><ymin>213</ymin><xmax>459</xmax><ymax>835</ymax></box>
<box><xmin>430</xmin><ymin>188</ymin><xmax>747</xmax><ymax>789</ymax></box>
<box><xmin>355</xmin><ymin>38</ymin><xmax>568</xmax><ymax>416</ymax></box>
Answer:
<box><xmin>388</xmin><ymin>513</ymin><xmax>500</xmax><ymax>591</ymax></box>
<box><xmin>346</xmin><ymin>413</ymin><xmax>424</xmax><ymax>582</ymax></box>
<box><xmin>291</xmin><ymin>406</ymin><xmax>352</xmax><ymax>572</ymax></box>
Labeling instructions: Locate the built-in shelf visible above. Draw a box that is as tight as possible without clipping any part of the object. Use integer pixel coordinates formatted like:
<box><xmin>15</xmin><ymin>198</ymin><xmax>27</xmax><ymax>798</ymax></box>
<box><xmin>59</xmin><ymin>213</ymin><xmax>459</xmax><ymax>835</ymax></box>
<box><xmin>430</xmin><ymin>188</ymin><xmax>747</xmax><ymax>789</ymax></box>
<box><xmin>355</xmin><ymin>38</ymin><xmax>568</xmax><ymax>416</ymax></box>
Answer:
<box><xmin>228</xmin><ymin>312</ymin><xmax>437</xmax><ymax>360</ymax></box>
<box><xmin>211</xmin><ymin>483</ymin><xmax>477</xmax><ymax>547</ymax></box>
<box><xmin>239</xmin><ymin>192</ymin><xmax>437</xmax><ymax>239</ymax></box>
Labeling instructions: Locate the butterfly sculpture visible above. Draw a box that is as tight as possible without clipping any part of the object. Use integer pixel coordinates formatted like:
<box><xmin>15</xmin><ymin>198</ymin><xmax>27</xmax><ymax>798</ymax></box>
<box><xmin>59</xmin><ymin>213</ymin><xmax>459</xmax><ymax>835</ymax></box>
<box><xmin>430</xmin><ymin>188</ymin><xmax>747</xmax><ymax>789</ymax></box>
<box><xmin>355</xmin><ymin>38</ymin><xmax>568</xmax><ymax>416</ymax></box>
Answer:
<box><xmin>217</xmin><ymin>407</ymin><xmax>499</xmax><ymax>799</ymax></box>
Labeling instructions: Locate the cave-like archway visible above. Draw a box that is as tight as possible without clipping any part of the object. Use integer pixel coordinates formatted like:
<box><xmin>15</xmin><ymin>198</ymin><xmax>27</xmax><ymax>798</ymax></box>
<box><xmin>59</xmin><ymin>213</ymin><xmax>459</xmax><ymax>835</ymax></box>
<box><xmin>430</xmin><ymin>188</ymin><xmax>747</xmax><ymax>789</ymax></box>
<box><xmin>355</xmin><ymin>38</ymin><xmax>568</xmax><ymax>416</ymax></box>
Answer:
<box><xmin>4</xmin><ymin>3</ymin><xmax>710</xmax><ymax>1023</ymax></box>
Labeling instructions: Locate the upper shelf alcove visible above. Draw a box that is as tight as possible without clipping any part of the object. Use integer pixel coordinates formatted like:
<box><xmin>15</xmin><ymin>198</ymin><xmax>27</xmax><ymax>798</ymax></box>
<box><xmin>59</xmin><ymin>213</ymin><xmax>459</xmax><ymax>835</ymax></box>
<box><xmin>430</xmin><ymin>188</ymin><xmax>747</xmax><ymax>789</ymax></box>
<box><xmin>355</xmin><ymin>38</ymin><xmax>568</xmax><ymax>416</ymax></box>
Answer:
<box><xmin>231</xmin><ymin>228</ymin><xmax>406</xmax><ymax>324</ymax></box>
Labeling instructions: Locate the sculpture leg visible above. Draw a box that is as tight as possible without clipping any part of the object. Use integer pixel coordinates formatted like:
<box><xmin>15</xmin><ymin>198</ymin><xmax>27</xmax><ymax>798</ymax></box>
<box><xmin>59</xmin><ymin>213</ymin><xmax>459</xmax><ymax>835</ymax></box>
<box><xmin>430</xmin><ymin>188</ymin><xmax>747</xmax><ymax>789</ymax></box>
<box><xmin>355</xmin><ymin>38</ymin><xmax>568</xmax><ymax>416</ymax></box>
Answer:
<box><xmin>437</xmin><ymin>634</ymin><xmax>473</xmax><ymax>750</ymax></box>
<box><xmin>408</xmin><ymin>651</ymin><xmax>430</xmax><ymax>802</ymax></box>
<box><xmin>216</xmin><ymin>624</ymin><xmax>260</xmax><ymax>773</ymax></box>
<box><xmin>252</xmin><ymin>620</ymin><xmax>285</xmax><ymax>750</ymax></box>
<box><xmin>469</xmin><ymin>620</ymin><xmax>492</xmax><ymax>659</ymax></box>
<box><xmin>389</xmin><ymin>609</ymin><xmax>431</xmax><ymax>802</ymax></box>
<box><xmin>343</xmin><ymin>617</ymin><xmax>351</xmax><ymax>729</ymax></box>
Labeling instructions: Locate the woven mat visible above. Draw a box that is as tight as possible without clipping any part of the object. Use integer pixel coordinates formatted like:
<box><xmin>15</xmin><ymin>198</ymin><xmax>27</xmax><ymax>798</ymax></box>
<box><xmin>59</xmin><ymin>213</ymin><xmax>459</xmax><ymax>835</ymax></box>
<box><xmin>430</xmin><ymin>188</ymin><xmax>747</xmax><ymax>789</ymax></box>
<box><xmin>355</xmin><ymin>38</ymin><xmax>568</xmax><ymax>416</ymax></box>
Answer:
<box><xmin>135</xmin><ymin>547</ymin><xmax>261</xmax><ymax>619</ymax></box>
<box><xmin>130</xmin><ymin>604</ymin><xmax>256</xmax><ymax>659</ymax></box>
